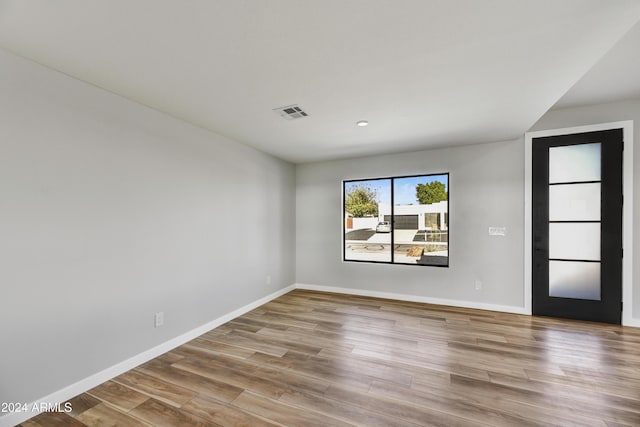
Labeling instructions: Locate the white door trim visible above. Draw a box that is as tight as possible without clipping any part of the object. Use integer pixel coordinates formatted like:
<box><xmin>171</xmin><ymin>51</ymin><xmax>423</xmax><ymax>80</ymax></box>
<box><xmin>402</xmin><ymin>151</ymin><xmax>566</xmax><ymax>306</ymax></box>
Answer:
<box><xmin>524</xmin><ymin>121</ymin><xmax>636</xmax><ymax>326</ymax></box>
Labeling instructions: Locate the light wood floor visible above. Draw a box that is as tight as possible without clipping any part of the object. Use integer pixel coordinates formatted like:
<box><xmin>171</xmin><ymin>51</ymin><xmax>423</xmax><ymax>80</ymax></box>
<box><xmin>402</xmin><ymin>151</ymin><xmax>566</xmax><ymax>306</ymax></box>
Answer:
<box><xmin>20</xmin><ymin>290</ymin><xmax>640</xmax><ymax>426</ymax></box>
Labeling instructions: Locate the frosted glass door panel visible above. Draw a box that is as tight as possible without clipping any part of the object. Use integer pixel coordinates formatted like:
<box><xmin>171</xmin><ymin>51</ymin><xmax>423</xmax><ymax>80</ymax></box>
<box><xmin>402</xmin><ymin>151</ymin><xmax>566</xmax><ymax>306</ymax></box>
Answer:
<box><xmin>549</xmin><ymin>261</ymin><xmax>601</xmax><ymax>300</ymax></box>
<box><xmin>549</xmin><ymin>143</ymin><xmax>601</xmax><ymax>184</ymax></box>
<box><xmin>549</xmin><ymin>183</ymin><xmax>601</xmax><ymax>221</ymax></box>
<box><xmin>549</xmin><ymin>223</ymin><xmax>600</xmax><ymax>261</ymax></box>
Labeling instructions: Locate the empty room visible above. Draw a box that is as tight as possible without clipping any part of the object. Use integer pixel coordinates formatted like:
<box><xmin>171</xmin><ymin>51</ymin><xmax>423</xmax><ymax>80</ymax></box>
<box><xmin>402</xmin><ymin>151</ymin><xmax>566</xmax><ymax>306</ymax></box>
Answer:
<box><xmin>3</xmin><ymin>1</ymin><xmax>640</xmax><ymax>426</ymax></box>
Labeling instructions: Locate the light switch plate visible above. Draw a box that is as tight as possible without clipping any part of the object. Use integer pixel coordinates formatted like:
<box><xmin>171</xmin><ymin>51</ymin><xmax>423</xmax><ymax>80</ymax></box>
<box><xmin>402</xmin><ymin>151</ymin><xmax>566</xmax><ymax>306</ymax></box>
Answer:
<box><xmin>488</xmin><ymin>227</ymin><xmax>506</xmax><ymax>236</ymax></box>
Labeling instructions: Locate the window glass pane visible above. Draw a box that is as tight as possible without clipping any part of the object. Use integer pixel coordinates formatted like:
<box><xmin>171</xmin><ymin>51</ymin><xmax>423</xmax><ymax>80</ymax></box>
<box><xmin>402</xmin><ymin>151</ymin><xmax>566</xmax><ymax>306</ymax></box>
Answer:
<box><xmin>549</xmin><ymin>143</ymin><xmax>601</xmax><ymax>183</ymax></box>
<box><xmin>549</xmin><ymin>183</ymin><xmax>600</xmax><ymax>221</ymax></box>
<box><xmin>424</xmin><ymin>213</ymin><xmax>440</xmax><ymax>228</ymax></box>
<box><xmin>549</xmin><ymin>260</ymin><xmax>600</xmax><ymax>300</ymax></box>
<box><xmin>344</xmin><ymin>179</ymin><xmax>391</xmax><ymax>262</ymax></box>
<box><xmin>393</xmin><ymin>174</ymin><xmax>448</xmax><ymax>266</ymax></box>
<box><xmin>549</xmin><ymin>223</ymin><xmax>600</xmax><ymax>261</ymax></box>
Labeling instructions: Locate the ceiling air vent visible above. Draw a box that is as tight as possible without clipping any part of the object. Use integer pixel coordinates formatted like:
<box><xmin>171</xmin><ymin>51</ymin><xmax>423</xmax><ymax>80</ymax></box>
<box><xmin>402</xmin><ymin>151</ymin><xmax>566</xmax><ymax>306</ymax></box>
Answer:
<box><xmin>273</xmin><ymin>104</ymin><xmax>309</xmax><ymax>120</ymax></box>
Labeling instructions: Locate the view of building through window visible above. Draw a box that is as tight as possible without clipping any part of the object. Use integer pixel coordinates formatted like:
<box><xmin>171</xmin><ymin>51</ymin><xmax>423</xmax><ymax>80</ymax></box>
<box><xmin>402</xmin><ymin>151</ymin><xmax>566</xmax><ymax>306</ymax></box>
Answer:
<box><xmin>343</xmin><ymin>173</ymin><xmax>449</xmax><ymax>266</ymax></box>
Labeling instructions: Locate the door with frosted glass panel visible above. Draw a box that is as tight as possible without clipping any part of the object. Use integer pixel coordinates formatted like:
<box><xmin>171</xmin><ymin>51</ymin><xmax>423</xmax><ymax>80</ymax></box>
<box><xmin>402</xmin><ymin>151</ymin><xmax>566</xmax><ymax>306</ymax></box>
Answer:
<box><xmin>532</xmin><ymin>129</ymin><xmax>622</xmax><ymax>324</ymax></box>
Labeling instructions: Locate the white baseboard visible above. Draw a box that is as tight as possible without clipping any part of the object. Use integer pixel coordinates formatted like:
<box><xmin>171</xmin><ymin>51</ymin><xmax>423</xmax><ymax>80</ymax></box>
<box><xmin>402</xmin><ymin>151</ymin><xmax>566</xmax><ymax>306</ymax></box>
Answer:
<box><xmin>294</xmin><ymin>284</ymin><xmax>640</xmax><ymax>326</ymax></box>
<box><xmin>624</xmin><ymin>317</ymin><xmax>640</xmax><ymax>328</ymax></box>
<box><xmin>295</xmin><ymin>283</ymin><xmax>529</xmax><ymax>315</ymax></box>
<box><xmin>0</xmin><ymin>284</ymin><xmax>296</xmax><ymax>427</ymax></box>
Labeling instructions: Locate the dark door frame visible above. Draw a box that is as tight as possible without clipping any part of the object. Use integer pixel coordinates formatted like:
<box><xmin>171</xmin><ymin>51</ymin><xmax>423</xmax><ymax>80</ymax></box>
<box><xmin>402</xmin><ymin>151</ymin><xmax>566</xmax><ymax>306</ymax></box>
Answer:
<box><xmin>532</xmin><ymin>129</ymin><xmax>622</xmax><ymax>323</ymax></box>
<box><xmin>524</xmin><ymin>121</ymin><xmax>635</xmax><ymax>326</ymax></box>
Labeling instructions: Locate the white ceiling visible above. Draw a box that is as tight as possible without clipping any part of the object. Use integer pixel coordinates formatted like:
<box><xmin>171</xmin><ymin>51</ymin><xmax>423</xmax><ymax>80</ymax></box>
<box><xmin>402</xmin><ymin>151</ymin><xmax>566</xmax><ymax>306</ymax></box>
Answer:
<box><xmin>1</xmin><ymin>1</ymin><xmax>640</xmax><ymax>163</ymax></box>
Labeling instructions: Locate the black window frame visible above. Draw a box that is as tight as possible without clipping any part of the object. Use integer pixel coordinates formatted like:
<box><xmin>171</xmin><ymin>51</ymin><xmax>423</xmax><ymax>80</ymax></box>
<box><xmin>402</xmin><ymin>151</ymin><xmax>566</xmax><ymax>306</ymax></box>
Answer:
<box><xmin>342</xmin><ymin>172</ymin><xmax>449</xmax><ymax>267</ymax></box>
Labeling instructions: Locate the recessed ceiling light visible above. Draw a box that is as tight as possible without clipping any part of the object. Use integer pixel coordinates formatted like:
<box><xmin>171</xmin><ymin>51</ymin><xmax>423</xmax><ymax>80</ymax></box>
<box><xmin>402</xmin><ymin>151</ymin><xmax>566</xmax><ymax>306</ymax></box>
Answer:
<box><xmin>356</xmin><ymin>120</ymin><xmax>369</xmax><ymax>127</ymax></box>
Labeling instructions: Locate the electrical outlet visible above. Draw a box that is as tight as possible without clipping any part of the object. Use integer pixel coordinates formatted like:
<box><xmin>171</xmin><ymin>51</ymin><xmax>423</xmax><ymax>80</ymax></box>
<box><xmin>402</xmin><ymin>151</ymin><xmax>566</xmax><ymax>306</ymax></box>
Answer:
<box><xmin>154</xmin><ymin>312</ymin><xmax>164</xmax><ymax>328</ymax></box>
<box><xmin>475</xmin><ymin>280</ymin><xmax>482</xmax><ymax>291</ymax></box>
<box><xmin>266</xmin><ymin>275</ymin><xmax>271</xmax><ymax>285</ymax></box>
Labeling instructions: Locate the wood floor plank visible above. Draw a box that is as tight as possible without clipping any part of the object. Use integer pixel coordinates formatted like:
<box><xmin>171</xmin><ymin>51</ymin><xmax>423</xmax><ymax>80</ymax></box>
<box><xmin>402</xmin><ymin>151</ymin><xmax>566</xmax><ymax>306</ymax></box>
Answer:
<box><xmin>86</xmin><ymin>380</ymin><xmax>149</xmax><ymax>412</ymax></box>
<box><xmin>75</xmin><ymin>403</ymin><xmax>151</xmax><ymax>427</ymax></box>
<box><xmin>65</xmin><ymin>393</ymin><xmax>101</xmax><ymax>417</ymax></box>
<box><xmin>200</xmin><ymin>331</ymin><xmax>289</xmax><ymax>357</ymax></box>
<box><xmin>451</xmin><ymin>373</ymin><xmax>639</xmax><ymax>426</ymax></box>
<box><xmin>135</xmin><ymin>358</ymin><xmax>244</xmax><ymax>403</ymax></box>
<box><xmin>23</xmin><ymin>412</ymin><xmax>87</xmax><ymax>427</ymax></box>
<box><xmin>112</xmin><ymin>370</ymin><xmax>196</xmax><ymax>408</ymax></box>
<box><xmin>322</xmin><ymin>383</ymin><xmax>489</xmax><ymax>427</ymax></box>
<box><xmin>181</xmin><ymin>395</ymin><xmax>280</xmax><ymax>427</ymax></box>
<box><xmin>187</xmin><ymin>336</ymin><xmax>258</xmax><ymax>359</ymax></box>
<box><xmin>128</xmin><ymin>398</ymin><xmax>214</xmax><ymax>427</ymax></box>
<box><xmin>231</xmin><ymin>390</ymin><xmax>354</xmax><ymax>427</ymax></box>
<box><xmin>22</xmin><ymin>289</ymin><xmax>640</xmax><ymax>426</ymax></box>
<box><xmin>486</xmin><ymin>371</ymin><xmax>640</xmax><ymax>422</ymax></box>
<box><xmin>227</xmin><ymin>328</ymin><xmax>325</xmax><ymax>355</ymax></box>
<box><xmin>389</xmin><ymin>374</ymin><xmax>603</xmax><ymax>427</ymax></box>
<box><xmin>171</xmin><ymin>357</ymin><xmax>290</xmax><ymax>400</ymax></box>
<box><xmin>278</xmin><ymin>388</ymin><xmax>423</xmax><ymax>427</ymax></box>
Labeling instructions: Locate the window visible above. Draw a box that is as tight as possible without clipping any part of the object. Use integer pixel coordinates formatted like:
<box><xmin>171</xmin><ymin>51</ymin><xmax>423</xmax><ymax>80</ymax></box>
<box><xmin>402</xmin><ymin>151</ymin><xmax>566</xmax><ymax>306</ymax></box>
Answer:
<box><xmin>343</xmin><ymin>173</ymin><xmax>449</xmax><ymax>266</ymax></box>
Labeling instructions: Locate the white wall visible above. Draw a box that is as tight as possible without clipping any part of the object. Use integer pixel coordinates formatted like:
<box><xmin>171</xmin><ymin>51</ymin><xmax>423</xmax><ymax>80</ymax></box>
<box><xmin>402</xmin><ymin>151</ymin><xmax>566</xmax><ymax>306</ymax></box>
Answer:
<box><xmin>350</xmin><ymin>217</ymin><xmax>378</xmax><ymax>230</ymax></box>
<box><xmin>296</xmin><ymin>140</ymin><xmax>525</xmax><ymax>310</ymax></box>
<box><xmin>531</xmin><ymin>98</ymin><xmax>640</xmax><ymax>321</ymax></box>
<box><xmin>0</xmin><ymin>49</ymin><xmax>295</xmax><ymax>406</ymax></box>
<box><xmin>297</xmin><ymin>99</ymin><xmax>640</xmax><ymax>323</ymax></box>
